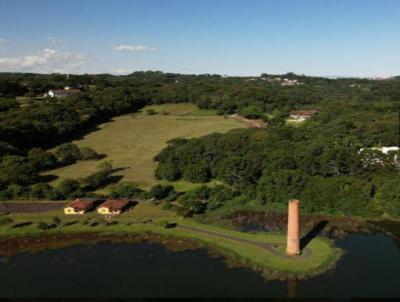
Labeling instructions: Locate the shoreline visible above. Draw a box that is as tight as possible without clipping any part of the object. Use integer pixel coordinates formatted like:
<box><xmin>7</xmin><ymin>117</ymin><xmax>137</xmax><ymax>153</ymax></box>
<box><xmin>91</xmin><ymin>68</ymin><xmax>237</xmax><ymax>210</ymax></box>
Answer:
<box><xmin>0</xmin><ymin>221</ymin><xmax>342</xmax><ymax>281</ymax></box>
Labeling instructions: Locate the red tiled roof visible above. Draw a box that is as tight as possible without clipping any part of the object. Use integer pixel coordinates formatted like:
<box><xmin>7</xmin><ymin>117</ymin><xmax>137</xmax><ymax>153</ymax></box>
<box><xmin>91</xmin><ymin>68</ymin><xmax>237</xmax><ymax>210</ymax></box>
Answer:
<box><xmin>290</xmin><ymin>110</ymin><xmax>319</xmax><ymax>117</ymax></box>
<box><xmin>64</xmin><ymin>198</ymin><xmax>94</xmax><ymax>211</ymax></box>
<box><xmin>99</xmin><ymin>199</ymin><xmax>131</xmax><ymax>211</ymax></box>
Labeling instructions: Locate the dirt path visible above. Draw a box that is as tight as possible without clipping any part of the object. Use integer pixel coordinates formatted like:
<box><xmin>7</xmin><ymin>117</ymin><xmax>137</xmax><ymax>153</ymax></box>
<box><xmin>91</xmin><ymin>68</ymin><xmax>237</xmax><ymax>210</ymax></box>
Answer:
<box><xmin>178</xmin><ymin>225</ymin><xmax>313</xmax><ymax>260</ymax></box>
<box><xmin>229</xmin><ymin>114</ymin><xmax>264</xmax><ymax>128</ymax></box>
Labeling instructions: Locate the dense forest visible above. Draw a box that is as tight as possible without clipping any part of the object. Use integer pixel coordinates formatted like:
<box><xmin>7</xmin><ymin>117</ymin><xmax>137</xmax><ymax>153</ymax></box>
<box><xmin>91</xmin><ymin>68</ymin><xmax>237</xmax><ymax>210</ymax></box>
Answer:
<box><xmin>0</xmin><ymin>71</ymin><xmax>399</xmax><ymax>217</ymax></box>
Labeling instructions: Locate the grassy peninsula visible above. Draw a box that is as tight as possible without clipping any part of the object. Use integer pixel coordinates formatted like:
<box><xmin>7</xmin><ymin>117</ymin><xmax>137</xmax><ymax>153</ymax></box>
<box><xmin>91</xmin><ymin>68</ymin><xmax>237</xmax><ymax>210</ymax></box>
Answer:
<box><xmin>0</xmin><ymin>202</ymin><xmax>341</xmax><ymax>280</ymax></box>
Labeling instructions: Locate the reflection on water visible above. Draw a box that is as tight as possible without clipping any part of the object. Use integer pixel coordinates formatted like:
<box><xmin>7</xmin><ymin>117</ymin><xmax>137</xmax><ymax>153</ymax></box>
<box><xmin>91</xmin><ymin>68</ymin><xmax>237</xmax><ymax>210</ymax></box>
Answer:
<box><xmin>0</xmin><ymin>233</ymin><xmax>399</xmax><ymax>297</ymax></box>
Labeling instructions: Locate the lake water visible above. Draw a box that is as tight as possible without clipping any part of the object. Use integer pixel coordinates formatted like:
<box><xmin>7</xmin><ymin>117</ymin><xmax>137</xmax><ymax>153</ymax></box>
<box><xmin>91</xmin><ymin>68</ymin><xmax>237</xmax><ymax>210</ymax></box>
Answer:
<box><xmin>0</xmin><ymin>233</ymin><xmax>399</xmax><ymax>298</ymax></box>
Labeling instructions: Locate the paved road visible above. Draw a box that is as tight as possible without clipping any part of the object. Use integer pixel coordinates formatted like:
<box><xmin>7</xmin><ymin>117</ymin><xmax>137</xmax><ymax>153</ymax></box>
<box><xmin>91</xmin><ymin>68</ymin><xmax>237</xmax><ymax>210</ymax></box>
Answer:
<box><xmin>178</xmin><ymin>225</ymin><xmax>313</xmax><ymax>260</ymax></box>
<box><xmin>0</xmin><ymin>202</ymin><xmax>67</xmax><ymax>214</ymax></box>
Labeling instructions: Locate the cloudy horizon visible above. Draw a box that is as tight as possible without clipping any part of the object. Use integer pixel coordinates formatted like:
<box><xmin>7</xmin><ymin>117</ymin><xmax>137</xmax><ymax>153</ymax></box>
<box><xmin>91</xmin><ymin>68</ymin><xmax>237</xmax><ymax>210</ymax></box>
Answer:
<box><xmin>1</xmin><ymin>0</ymin><xmax>399</xmax><ymax>77</ymax></box>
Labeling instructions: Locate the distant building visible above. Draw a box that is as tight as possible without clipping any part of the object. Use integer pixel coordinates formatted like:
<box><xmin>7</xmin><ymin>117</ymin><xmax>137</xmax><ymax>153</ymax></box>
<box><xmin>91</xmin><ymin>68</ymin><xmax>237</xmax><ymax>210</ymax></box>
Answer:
<box><xmin>64</xmin><ymin>198</ymin><xmax>97</xmax><ymax>215</ymax></box>
<box><xmin>281</xmin><ymin>78</ymin><xmax>302</xmax><ymax>86</ymax></box>
<box><xmin>359</xmin><ymin>146</ymin><xmax>399</xmax><ymax>162</ymax></box>
<box><xmin>97</xmin><ymin>199</ymin><xmax>132</xmax><ymax>215</ymax></box>
<box><xmin>289</xmin><ymin>110</ymin><xmax>319</xmax><ymax>120</ymax></box>
<box><xmin>47</xmin><ymin>88</ymin><xmax>80</xmax><ymax>98</ymax></box>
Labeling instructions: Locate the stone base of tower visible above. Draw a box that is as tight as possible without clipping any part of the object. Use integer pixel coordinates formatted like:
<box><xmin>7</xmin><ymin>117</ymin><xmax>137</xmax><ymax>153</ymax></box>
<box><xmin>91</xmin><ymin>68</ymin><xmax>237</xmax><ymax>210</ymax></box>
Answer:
<box><xmin>286</xmin><ymin>249</ymin><xmax>302</xmax><ymax>256</ymax></box>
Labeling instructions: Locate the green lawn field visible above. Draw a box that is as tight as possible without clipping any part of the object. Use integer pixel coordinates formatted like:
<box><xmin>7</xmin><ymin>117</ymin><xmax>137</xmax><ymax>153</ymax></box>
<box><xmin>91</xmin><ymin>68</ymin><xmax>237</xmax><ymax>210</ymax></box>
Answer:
<box><xmin>44</xmin><ymin>104</ymin><xmax>243</xmax><ymax>191</ymax></box>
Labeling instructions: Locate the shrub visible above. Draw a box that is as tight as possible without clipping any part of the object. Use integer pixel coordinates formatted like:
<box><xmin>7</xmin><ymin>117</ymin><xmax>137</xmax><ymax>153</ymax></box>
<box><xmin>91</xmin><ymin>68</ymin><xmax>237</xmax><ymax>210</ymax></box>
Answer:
<box><xmin>79</xmin><ymin>147</ymin><xmax>100</xmax><ymax>160</ymax></box>
<box><xmin>0</xmin><ymin>155</ymin><xmax>39</xmax><ymax>187</ymax></box>
<box><xmin>0</xmin><ymin>217</ymin><xmax>13</xmax><ymax>225</ymax></box>
<box><xmin>81</xmin><ymin>169</ymin><xmax>113</xmax><ymax>191</ymax></box>
<box><xmin>0</xmin><ymin>190</ymin><xmax>12</xmax><ymax>200</ymax></box>
<box><xmin>183</xmin><ymin>164</ymin><xmax>211</xmax><ymax>183</ymax></box>
<box><xmin>97</xmin><ymin>160</ymin><xmax>113</xmax><ymax>171</ymax></box>
<box><xmin>54</xmin><ymin>143</ymin><xmax>81</xmax><ymax>165</ymax></box>
<box><xmin>178</xmin><ymin>185</ymin><xmax>238</xmax><ymax>214</ymax></box>
<box><xmin>0</xmin><ymin>98</ymin><xmax>18</xmax><ymax>111</ymax></box>
<box><xmin>145</xmin><ymin>109</ymin><xmax>157</xmax><ymax>115</ymax></box>
<box><xmin>161</xmin><ymin>202</ymin><xmax>173</xmax><ymax>210</ymax></box>
<box><xmin>27</xmin><ymin>148</ymin><xmax>57</xmax><ymax>170</ymax></box>
<box><xmin>30</xmin><ymin>183</ymin><xmax>55</xmax><ymax>200</ymax></box>
<box><xmin>37</xmin><ymin>221</ymin><xmax>51</xmax><ymax>230</ymax></box>
<box><xmin>6</xmin><ymin>184</ymin><xmax>27</xmax><ymax>199</ymax></box>
<box><xmin>109</xmin><ymin>182</ymin><xmax>142</xmax><ymax>198</ymax></box>
<box><xmin>52</xmin><ymin>216</ymin><xmax>61</xmax><ymax>227</ymax></box>
<box><xmin>240</xmin><ymin>105</ymin><xmax>263</xmax><ymax>119</ymax></box>
<box><xmin>56</xmin><ymin>179</ymin><xmax>82</xmax><ymax>199</ymax></box>
<box><xmin>148</xmin><ymin>185</ymin><xmax>176</xmax><ymax>201</ymax></box>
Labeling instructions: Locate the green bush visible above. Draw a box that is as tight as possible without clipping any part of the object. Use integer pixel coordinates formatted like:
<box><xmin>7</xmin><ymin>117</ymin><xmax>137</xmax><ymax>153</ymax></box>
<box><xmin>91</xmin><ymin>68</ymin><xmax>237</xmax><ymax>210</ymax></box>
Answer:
<box><xmin>37</xmin><ymin>221</ymin><xmax>51</xmax><ymax>230</ymax></box>
<box><xmin>183</xmin><ymin>164</ymin><xmax>210</xmax><ymax>183</ymax></box>
<box><xmin>6</xmin><ymin>184</ymin><xmax>27</xmax><ymax>199</ymax></box>
<box><xmin>55</xmin><ymin>143</ymin><xmax>81</xmax><ymax>165</ymax></box>
<box><xmin>240</xmin><ymin>105</ymin><xmax>264</xmax><ymax>119</ymax></box>
<box><xmin>81</xmin><ymin>168</ymin><xmax>113</xmax><ymax>191</ymax></box>
<box><xmin>0</xmin><ymin>98</ymin><xmax>18</xmax><ymax>111</ymax></box>
<box><xmin>56</xmin><ymin>178</ymin><xmax>82</xmax><ymax>199</ymax></box>
<box><xmin>0</xmin><ymin>156</ymin><xmax>39</xmax><ymax>187</ymax></box>
<box><xmin>79</xmin><ymin>147</ymin><xmax>100</xmax><ymax>160</ymax></box>
<box><xmin>27</xmin><ymin>148</ymin><xmax>57</xmax><ymax>170</ymax></box>
<box><xmin>52</xmin><ymin>216</ymin><xmax>62</xmax><ymax>227</ymax></box>
<box><xmin>109</xmin><ymin>182</ymin><xmax>142</xmax><ymax>198</ymax></box>
<box><xmin>0</xmin><ymin>217</ymin><xmax>13</xmax><ymax>225</ymax></box>
<box><xmin>148</xmin><ymin>184</ymin><xmax>177</xmax><ymax>201</ymax></box>
<box><xmin>161</xmin><ymin>202</ymin><xmax>173</xmax><ymax>210</ymax></box>
<box><xmin>30</xmin><ymin>183</ymin><xmax>55</xmax><ymax>200</ymax></box>
<box><xmin>178</xmin><ymin>185</ymin><xmax>238</xmax><ymax>214</ymax></box>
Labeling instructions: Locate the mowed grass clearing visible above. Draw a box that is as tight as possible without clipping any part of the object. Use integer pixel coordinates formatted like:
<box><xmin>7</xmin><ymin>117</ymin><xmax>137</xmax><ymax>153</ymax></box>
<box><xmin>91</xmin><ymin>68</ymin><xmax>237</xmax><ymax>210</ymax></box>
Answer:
<box><xmin>44</xmin><ymin>104</ymin><xmax>243</xmax><ymax>191</ymax></box>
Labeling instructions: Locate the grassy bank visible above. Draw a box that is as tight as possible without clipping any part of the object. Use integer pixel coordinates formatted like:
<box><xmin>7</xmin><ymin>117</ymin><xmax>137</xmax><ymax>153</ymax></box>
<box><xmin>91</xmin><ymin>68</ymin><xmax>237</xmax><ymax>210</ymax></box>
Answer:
<box><xmin>43</xmin><ymin>104</ymin><xmax>242</xmax><ymax>191</ymax></box>
<box><xmin>0</xmin><ymin>203</ymin><xmax>341</xmax><ymax>280</ymax></box>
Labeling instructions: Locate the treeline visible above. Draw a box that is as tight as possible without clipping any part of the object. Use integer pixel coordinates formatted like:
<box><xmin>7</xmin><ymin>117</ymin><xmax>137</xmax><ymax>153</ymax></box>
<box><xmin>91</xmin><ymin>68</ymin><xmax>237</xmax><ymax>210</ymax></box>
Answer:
<box><xmin>0</xmin><ymin>71</ymin><xmax>399</xmax><ymax>211</ymax></box>
<box><xmin>155</xmin><ymin>115</ymin><xmax>400</xmax><ymax>217</ymax></box>
<box><xmin>0</xmin><ymin>143</ymin><xmax>103</xmax><ymax>200</ymax></box>
<box><xmin>1</xmin><ymin>71</ymin><xmax>399</xmax><ymax>152</ymax></box>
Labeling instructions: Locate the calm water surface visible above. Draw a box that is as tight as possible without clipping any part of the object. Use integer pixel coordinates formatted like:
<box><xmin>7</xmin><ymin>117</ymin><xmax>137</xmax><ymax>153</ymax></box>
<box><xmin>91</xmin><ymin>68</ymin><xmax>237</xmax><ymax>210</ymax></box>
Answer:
<box><xmin>0</xmin><ymin>233</ymin><xmax>399</xmax><ymax>297</ymax></box>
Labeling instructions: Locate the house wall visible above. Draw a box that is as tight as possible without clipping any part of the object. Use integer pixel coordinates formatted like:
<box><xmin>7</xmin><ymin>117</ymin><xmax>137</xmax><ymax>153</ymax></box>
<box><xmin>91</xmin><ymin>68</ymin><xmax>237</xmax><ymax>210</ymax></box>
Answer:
<box><xmin>97</xmin><ymin>207</ymin><xmax>121</xmax><ymax>215</ymax></box>
<box><xmin>64</xmin><ymin>207</ymin><xmax>84</xmax><ymax>215</ymax></box>
<box><xmin>290</xmin><ymin>115</ymin><xmax>308</xmax><ymax>120</ymax></box>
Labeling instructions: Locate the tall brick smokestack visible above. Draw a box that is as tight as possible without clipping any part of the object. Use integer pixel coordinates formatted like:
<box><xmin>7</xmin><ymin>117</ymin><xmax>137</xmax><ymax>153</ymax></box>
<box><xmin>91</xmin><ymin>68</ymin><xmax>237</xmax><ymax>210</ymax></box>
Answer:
<box><xmin>286</xmin><ymin>199</ymin><xmax>301</xmax><ymax>255</ymax></box>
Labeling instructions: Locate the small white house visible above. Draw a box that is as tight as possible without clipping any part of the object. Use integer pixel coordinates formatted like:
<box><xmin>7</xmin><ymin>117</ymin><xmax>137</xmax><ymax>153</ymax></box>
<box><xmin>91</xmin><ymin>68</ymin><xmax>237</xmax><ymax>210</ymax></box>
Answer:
<box><xmin>48</xmin><ymin>88</ymin><xmax>80</xmax><ymax>98</ymax></box>
<box><xmin>289</xmin><ymin>110</ymin><xmax>319</xmax><ymax>121</ymax></box>
<box><xmin>64</xmin><ymin>198</ymin><xmax>96</xmax><ymax>215</ymax></box>
<box><xmin>359</xmin><ymin>146</ymin><xmax>399</xmax><ymax>162</ymax></box>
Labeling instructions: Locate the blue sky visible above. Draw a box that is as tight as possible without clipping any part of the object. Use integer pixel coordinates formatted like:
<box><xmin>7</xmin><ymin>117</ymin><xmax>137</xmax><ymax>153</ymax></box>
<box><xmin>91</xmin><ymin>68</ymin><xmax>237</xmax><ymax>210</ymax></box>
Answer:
<box><xmin>0</xmin><ymin>0</ymin><xmax>399</xmax><ymax>77</ymax></box>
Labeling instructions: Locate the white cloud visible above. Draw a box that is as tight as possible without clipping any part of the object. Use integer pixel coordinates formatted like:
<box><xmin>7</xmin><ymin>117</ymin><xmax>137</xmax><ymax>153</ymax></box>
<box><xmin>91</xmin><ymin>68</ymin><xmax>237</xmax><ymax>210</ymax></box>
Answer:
<box><xmin>0</xmin><ymin>38</ymin><xmax>8</xmax><ymax>44</ymax></box>
<box><xmin>111</xmin><ymin>68</ymin><xmax>130</xmax><ymax>75</ymax></box>
<box><xmin>112</xmin><ymin>44</ymin><xmax>156</xmax><ymax>51</ymax></box>
<box><xmin>47</xmin><ymin>36</ymin><xmax>64</xmax><ymax>45</ymax></box>
<box><xmin>0</xmin><ymin>48</ymin><xmax>91</xmax><ymax>73</ymax></box>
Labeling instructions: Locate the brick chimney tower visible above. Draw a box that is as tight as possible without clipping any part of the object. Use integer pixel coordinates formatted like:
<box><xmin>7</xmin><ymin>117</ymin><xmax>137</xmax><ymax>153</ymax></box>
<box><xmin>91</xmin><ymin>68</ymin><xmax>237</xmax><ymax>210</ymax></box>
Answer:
<box><xmin>286</xmin><ymin>199</ymin><xmax>301</xmax><ymax>255</ymax></box>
